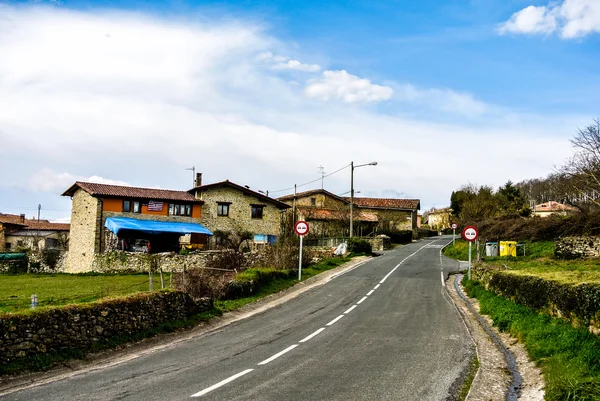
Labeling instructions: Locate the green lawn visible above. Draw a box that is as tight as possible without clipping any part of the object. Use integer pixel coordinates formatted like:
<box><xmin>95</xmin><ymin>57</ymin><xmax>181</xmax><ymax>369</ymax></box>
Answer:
<box><xmin>0</xmin><ymin>273</ymin><xmax>166</xmax><ymax>314</ymax></box>
<box><xmin>464</xmin><ymin>278</ymin><xmax>600</xmax><ymax>401</ymax></box>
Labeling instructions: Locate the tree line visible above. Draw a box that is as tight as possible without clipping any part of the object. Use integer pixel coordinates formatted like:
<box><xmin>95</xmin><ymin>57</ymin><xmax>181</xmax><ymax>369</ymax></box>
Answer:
<box><xmin>451</xmin><ymin>118</ymin><xmax>600</xmax><ymax>223</ymax></box>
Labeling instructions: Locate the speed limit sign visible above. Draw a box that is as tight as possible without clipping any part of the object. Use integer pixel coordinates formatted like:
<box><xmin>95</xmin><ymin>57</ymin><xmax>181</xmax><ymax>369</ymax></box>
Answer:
<box><xmin>462</xmin><ymin>226</ymin><xmax>478</xmax><ymax>242</ymax></box>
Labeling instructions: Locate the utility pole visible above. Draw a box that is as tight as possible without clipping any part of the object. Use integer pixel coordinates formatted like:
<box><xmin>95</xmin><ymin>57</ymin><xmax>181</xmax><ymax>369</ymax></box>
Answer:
<box><xmin>318</xmin><ymin>166</ymin><xmax>325</xmax><ymax>189</ymax></box>
<box><xmin>185</xmin><ymin>166</ymin><xmax>195</xmax><ymax>188</ymax></box>
<box><xmin>350</xmin><ymin>162</ymin><xmax>354</xmax><ymax>238</ymax></box>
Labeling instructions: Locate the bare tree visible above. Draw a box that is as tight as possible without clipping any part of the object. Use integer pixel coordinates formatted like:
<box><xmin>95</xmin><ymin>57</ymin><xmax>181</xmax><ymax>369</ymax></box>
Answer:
<box><xmin>561</xmin><ymin>119</ymin><xmax>600</xmax><ymax>207</ymax></box>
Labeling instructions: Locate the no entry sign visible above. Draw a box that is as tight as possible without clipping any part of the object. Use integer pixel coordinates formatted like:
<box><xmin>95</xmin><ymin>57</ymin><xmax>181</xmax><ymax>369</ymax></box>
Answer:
<box><xmin>462</xmin><ymin>226</ymin><xmax>478</xmax><ymax>242</ymax></box>
<box><xmin>294</xmin><ymin>220</ymin><xmax>309</xmax><ymax>236</ymax></box>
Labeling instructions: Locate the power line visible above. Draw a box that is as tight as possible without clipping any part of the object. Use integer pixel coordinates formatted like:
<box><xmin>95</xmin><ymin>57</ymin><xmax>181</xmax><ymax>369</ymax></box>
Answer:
<box><xmin>268</xmin><ymin>163</ymin><xmax>351</xmax><ymax>195</ymax></box>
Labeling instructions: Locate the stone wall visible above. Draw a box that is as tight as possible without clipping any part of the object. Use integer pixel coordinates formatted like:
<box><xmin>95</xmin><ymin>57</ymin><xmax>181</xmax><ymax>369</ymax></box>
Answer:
<box><xmin>66</xmin><ymin>190</ymin><xmax>102</xmax><ymax>273</ymax></box>
<box><xmin>92</xmin><ymin>251</ymin><xmax>216</xmax><ymax>272</ymax></box>
<box><xmin>200</xmin><ymin>186</ymin><xmax>283</xmax><ymax>237</ymax></box>
<box><xmin>555</xmin><ymin>236</ymin><xmax>600</xmax><ymax>259</ymax></box>
<box><xmin>0</xmin><ymin>291</ymin><xmax>211</xmax><ymax>366</ymax></box>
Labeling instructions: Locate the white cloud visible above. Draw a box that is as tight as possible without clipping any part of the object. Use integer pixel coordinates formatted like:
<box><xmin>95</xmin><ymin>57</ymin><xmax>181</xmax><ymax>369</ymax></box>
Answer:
<box><xmin>498</xmin><ymin>0</ymin><xmax>600</xmax><ymax>38</ymax></box>
<box><xmin>0</xmin><ymin>5</ymin><xmax>581</xmax><ymax>220</ymax></box>
<box><xmin>395</xmin><ymin>84</ymin><xmax>487</xmax><ymax>116</ymax></box>
<box><xmin>28</xmin><ymin>168</ymin><xmax>130</xmax><ymax>193</ymax></box>
<box><xmin>305</xmin><ymin>70</ymin><xmax>394</xmax><ymax>103</ymax></box>
<box><xmin>272</xmin><ymin>59</ymin><xmax>321</xmax><ymax>72</ymax></box>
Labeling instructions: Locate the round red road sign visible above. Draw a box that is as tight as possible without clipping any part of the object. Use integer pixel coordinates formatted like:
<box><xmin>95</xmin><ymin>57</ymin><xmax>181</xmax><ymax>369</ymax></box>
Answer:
<box><xmin>451</xmin><ymin>223</ymin><xmax>458</xmax><ymax>230</ymax></box>
<box><xmin>462</xmin><ymin>226</ymin><xmax>478</xmax><ymax>242</ymax></box>
<box><xmin>294</xmin><ymin>220</ymin><xmax>309</xmax><ymax>236</ymax></box>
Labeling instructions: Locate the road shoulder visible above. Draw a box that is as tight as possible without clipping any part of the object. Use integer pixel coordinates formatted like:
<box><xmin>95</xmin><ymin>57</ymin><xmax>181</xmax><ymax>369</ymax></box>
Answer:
<box><xmin>446</xmin><ymin>274</ymin><xmax>545</xmax><ymax>401</ymax></box>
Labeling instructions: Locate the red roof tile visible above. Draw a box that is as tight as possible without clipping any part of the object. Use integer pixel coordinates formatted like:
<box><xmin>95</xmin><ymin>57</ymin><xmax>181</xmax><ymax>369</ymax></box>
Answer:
<box><xmin>278</xmin><ymin>189</ymin><xmax>349</xmax><ymax>204</ymax></box>
<box><xmin>0</xmin><ymin>214</ymin><xmax>69</xmax><ymax>231</ymax></box>
<box><xmin>347</xmin><ymin>197</ymin><xmax>420</xmax><ymax>210</ymax></box>
<box><xmin>62</xmin><ymin>182</ymin><xmax>200</xmax><ymax>203</ymax></box>
<box><xmin>534</xmin><ymin>201</ymin><xmax>577</xmax><ymax>212</ymax></box>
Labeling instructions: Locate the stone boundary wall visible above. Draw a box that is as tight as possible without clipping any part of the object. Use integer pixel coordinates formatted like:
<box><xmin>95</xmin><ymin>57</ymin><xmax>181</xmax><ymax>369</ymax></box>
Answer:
<box><xmin>555</xmin><ymin>236</ymin><xmax>600</xmax><ymax>259</ymax></box>
<box><xmin>0</xmin><ymin>250</ymin><xmax>67</xmax><ymax>274</ymax></box>
<box><xmin>473</xmin><ymin>266</ymin><xmax>600</xmax><ymax>335</ymax></box>
<box><xmin>92</xmin><ymin>250</ymin><xmax>269</xmax><ymax>273</ymax></box>
<box><xmin>0</xmin><ymin>291</ymin><xmax>211</xmax><ymax>366</ymax></box>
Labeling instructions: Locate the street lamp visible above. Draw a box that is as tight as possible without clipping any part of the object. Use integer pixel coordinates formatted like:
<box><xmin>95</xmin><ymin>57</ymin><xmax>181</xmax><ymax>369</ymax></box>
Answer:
<box><xmin>350</xmin><ymin>161</ymin><xmax>377</xmax><ymax>238</ymax></box>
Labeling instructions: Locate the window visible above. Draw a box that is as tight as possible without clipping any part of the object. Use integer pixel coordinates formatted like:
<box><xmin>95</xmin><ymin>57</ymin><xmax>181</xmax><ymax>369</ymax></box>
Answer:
<box><xmin>123</xmin><ymin>200</ymin><xmax>131</xmax><ymax>212</ymax></box>
<box><xmin>133</xmin><ymin>201</ymin><xmax>141</xmax><ymax>213</ymax></box>
<box><xmin>169</xmin><ymin>203</ymin><xmax>192</xmax><ymax>216</ymax></box>
<box><xmin>45</xmin><ymin>238</ymin><xmax>59</xmax><ymax>249</ymax></box>
<box><xmin>251</xmin><ymin>205</ymin><xmax>264</xmax><ymax>219</ymax></box>
<box><xmin>5</xmin><ymin>243</ymin><xmax>11</xmax><ymax>250</ymax></box>
<box><xmin>217</xmin><ymin>202</ymin><xmax>230</xmax><ymax>216</ymax></box>
<box><xmin>310</xmin><ymin>197</ymin><xmax>316</xmax><ymax>206</ymax></box>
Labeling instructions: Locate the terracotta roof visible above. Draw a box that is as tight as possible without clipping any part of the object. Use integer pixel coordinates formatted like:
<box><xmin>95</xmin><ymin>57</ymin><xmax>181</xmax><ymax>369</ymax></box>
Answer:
<box><xmin>0</xmin><ymin>214</ymin><xmax>27</xmax><ymax>226</ymax></box>
<box><xmin>297</xmin><ymin>207</ymin><xmax>378</xmax><ymax>222</ymax></box>
<box><xmin>278</xmin><ymin>189</ymin><xmax>349</xmax><ymax>204</ymax></box>
<box><xmin>346</xmin><ymin>197</ymin><xmax>420</xmax><ymax>210</ymax></box>
<box><xmin>62</xmin><ymin>182</ymin><xmax>201</xmax><ymax>203</ymax></box>
<box><xmin>0</xmin><ymin>214</ymin><xmax>69</xmax><ymax>231</ymax></box>
<box><xmin>194</xmin><ymin>180</ymin><xmax>290</xmax><ymax>209</ymax></box>
<box><xmin>534</xmin><ymin>201</ymin><xmax>577</xmax><ymax>212</ymax></box>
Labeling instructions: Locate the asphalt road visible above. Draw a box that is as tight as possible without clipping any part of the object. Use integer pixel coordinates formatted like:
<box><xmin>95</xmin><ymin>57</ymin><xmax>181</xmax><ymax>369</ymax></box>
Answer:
<box><xmin>3</xmin><ymin>236</ymin><xmax>473</xmax><ymax>401</ymax></box>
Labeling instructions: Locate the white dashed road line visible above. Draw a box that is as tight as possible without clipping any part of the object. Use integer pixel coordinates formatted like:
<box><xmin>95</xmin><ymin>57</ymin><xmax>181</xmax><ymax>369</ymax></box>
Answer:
<box><xmin>357</xmin><ymin>296</ymin><xmax>368</xmax><ymax>305</ymax></box>
<box><xmin>367</xmin><ymin>290</ymin><xmax>375</xmax><ymax>296</ymax></box>
<box><xmin>191</xmin><ymin>369</ymin><xmax>254</xmax><ymax>397</ymax></box>
<box><xmin>373</xmin><ymin>284</ymin><xmax>380</xmax><ymax>290</ymax></box>
<box><xmin>258</xmin><ymin>345</ymin><xmax>299</xmax><ymax>365</ymax></box>
<box><xmin>326</xmin><ymin>315</ymin><xmax>345</xmax><ymax>326</ymax></box>
<box><xmin>344</xmin><ymin>305</ymin><xmax>357</xmax><ymax>314</ymax></box>
<box><xmin>299</xmin><ymin>328</ymin><xmax>326</xmax><ymax>343</ymax></box>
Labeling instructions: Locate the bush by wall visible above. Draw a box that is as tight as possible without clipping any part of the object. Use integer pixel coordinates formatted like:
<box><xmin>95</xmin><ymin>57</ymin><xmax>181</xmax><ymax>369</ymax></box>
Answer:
<box><xmin>473</xmin><ymin>266</ymin><xmax>600</xmax><ymax>333</ymax></box>
<box><xmin>347</xmin><ymin>238</ymin><xmax>372</xmax><ymax>254</ymax></box>
<box><xmin>0</xmin><ymin>291</ymin><xmax>211</xmax><ymax>370</ymax></box>
<box><xmin>382</xmin><ymin>230</ymin><xmax>413</xmax><ymax>244</ymax></box>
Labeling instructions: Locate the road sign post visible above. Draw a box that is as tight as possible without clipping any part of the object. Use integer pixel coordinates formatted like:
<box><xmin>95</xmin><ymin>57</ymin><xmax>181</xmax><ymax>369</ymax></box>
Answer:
<box><xmin>462</xmin><ymin>226</ymin><xmax>478</xmax><ymax>280</ymax></box>
<box><xmin>294</xmin><ymin>221</ymin><xmax>309</xmax><ymax>280</ymax></box>
<box><xmin>451</xmin><ymin>223</ymin><xmax>458</xmax><ymax>246</ymax></box>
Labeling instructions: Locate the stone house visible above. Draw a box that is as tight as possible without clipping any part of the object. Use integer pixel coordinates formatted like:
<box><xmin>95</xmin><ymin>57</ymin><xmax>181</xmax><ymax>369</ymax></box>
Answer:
<box><xmin>62</xmin><ymin>182</ymin><xmax>211</xmax><ymax>272</ymax></box>
<box><xmin>191</xmin><ymin>175</ymin><xmax>291</xmax><ymax>244</ymax></box>
<box><xmin>277</xmin><ymin>189</ymin><xmax>420</xmax><ymax>237</ymax></box>
<box><xmin>0</xmin><ymin>213</ymin><xmax>69</xmax><ymax>252</ymax></box>
<box><xmin>426</xmin><ymin>207</ymin><xmax>453</xmax><ymax>231</ymax></box>
<box><xmin>346</xmin><ymin>197</ymin><xmax>420</xmax><ymax>235</ymax></box>
<box><xmin>532</xmin><ymin>201</ymin><xmax>578</xmax><ymax>218</ymax></box>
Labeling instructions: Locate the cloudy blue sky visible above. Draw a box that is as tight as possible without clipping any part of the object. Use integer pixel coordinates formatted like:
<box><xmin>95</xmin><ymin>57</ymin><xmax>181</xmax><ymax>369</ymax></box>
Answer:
<box><xmin>0</xmin><ymin>0</ymin><xmax>599</xmax><ymax>221</ymax></box>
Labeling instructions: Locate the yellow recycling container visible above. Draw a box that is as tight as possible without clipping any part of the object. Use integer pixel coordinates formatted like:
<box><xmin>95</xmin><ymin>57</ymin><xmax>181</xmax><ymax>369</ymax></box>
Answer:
<box><xmin>499</xmin><ymin>241</ymin><xmax>517</xmax><ymax>257</ymax></box>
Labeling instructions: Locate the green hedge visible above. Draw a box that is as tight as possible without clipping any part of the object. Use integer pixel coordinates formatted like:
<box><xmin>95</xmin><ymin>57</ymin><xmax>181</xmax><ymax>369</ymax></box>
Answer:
<box><xmin>473</xmin><ymin>267</ymin><xmax>600</xmax><ymax>331</ymax></box>
<box><xmin>347</xmin><ymin>238</ymin><xmax>372</xmax><ymax>254</ymax></box>
<box><xmin>223</xmin><ymin>268</ymin><xmax>294</xmax><ymax>299</ymax></box>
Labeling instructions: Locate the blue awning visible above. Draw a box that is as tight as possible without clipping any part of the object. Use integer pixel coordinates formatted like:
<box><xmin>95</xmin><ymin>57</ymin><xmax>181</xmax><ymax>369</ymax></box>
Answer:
<box><xmin>104</xmin><ymin>217</ymin><xmax>213</xmax><ymax>236</ymax></box>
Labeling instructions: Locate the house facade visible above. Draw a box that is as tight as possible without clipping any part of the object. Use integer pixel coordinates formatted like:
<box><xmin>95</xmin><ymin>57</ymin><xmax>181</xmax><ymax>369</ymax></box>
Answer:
<box><xmin>190</xmin><ymin>175</ymin><xmax>291</xmax><ymax>242</ymax></box>
<box><xmin>62</xmin><ymin>182</ymin><xmax>207</xmax><ymax>272</ymax></box>
<box><xmin>278</xmin><ymin>189</ymin><xmax>420</xmax><ymax>238</ymax></box>
<box><xmin>427</xmin><ymin>207</ymin><xmax>453</xmax><ymax>231</ymax></box>
<box><xmin>532</xmin><ymin>201</ymin><xmax>578</xmax><ymax>218</ymax></box>
<box><xmin>0</xmin><ymin>214</ymin><xmax>69</xmax><ymax>252</ymax></box>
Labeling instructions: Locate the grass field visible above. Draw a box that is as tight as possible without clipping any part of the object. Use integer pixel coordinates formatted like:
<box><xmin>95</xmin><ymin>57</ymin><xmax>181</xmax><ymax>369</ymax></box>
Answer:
<box><xmin>0</xmin><ymin>273</ymin><xmax>167</xmax><ymax>314</ymax></box>
<box><xmin>464</xmin><ymin>278</ymin><xmax>600</xmax><ymax>401</ymax></box>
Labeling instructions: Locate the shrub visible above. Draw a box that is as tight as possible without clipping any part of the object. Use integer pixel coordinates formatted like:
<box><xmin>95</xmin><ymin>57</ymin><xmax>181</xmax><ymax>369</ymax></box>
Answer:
<box><xmin>174</xmin><ymin>268</ymin><xmax>232</xmax><ymax>300</ymax></box>
<box><xmin>382</xmin><ymin>230</ymin><xmax>413</xmax><ymax>244</ymax></box>
<box><xmin>347</xmin><ymin>238</ymin><xmax>372</xmax><ymax>254</ymax></box>
<box><xmin>41</xmin><ymin>249</ymin><xmax>61</xmax><ymax>271</ymax></box>
<box><xmin>253</xmin><ymin>237</ymin><xmax>314</xmax><ymax>270</ymax></box>
<box><xmin>206</xmin><ymin>249</ymin><xmax>249</xmax><ymax>272</ymax></box>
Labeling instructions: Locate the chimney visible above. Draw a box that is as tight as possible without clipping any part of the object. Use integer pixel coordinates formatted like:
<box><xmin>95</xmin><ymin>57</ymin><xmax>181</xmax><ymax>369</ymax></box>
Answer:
<box><xmin>195</xmin><ymin>173</ymin><xmax>202</xmax><ymax>188</ymax></box>
<box><xmin>20</xmin><ymin>214</ymin><xmax>25</xmax><ymax>224</ymax></box>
